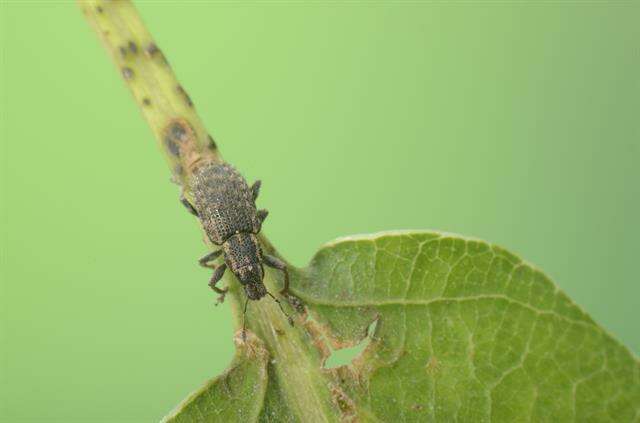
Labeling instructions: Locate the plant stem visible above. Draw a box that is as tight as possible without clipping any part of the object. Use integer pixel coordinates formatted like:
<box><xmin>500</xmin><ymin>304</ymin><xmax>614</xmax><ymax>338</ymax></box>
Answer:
<box><xmin>80</xmin><ymin>2</ymin><xmax>344</xmax><ymax>421</ymax></box>
<box><xmin>79</xmin><ymin>0</ymin><xmax>220</xmax><ymax>187</ymax></box>
<box><xmin>247</xmin><ymin>281</ymin><xmax>340</xmax><ymax>422</ymax></box>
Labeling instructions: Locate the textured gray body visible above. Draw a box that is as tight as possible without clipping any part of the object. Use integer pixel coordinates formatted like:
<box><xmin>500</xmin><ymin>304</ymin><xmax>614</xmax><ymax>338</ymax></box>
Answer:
<box><xmin>191</xmin><ymin>163</ymin><xmax>261</xmax><ymax>245</ymax></box>
<box><xmin>184</xmin><ymin>162</ymin><xmax>289</xmax><ymax>305</ymax></box>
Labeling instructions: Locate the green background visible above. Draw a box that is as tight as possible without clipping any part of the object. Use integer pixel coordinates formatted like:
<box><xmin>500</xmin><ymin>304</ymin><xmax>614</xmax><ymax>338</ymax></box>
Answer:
<box><xmin>1</xmin><ymin>2</ymin><xmax>638</xmax><ymax>421</ymax></box>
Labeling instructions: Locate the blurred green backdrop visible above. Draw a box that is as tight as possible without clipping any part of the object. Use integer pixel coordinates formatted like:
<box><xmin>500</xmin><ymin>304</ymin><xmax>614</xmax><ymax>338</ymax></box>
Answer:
<box><xmin>1</xmin><ymin>2</ymin><xmax>638</xmax><ymax>422</ymax></box>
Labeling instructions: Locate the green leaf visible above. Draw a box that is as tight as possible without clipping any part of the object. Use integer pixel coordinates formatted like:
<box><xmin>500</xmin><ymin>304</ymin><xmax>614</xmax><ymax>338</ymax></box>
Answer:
<box><xmin>164</xmin><ymin>231</ymin><xmax>639</xmax><ymax>422</ymax></box>
<box><xmin>162</xmin><ymin>332</ymin><xmax>269</xmax><ymax>422</ymax></box>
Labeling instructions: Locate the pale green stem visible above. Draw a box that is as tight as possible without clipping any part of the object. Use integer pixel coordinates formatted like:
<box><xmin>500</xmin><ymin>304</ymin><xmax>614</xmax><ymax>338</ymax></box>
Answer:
<box><xmin>80</xmin><ymin>1</ymin><xmax>342</xmax><ymax>421</ymax></box>
<box><xmin>79</xmin><ymin>0</ymin><xmax>221</xmax><ymax>186</ymax></box>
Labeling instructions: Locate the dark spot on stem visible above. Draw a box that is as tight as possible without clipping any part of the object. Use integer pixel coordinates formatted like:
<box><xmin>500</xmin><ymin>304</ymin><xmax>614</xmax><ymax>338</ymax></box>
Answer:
<box><xmin>142</xmin><ymin>97</ymin><xmax>151</xmax><ymax>106</ymax></box>
<box><xmin>128</xmin><ymin>41</ymin><xmax>138</xmax><ymax>54</ymax></box>
<box><xmin>96</xmin><ymin>5</ymin><xmax>103</xmax><ymax>13</ymax></box>
<box><xmin>174</xmin><ymin>164</ymin><xmax>184</xmax><ymax>176</ymax></box>
<box><xmin>176</xmin><ymin>85</ymin><xmax>193</xmax><ymax>107</ymax></box>
<box><xmin>145</xmin><ymin>42</ymin><xmax>159</xmax><ymax>57</ymax></box>
<box><xmin>119</xmin><ymin>46</ymin><xmax>127</xmax><ymax>58</ymax></box>
<box><xmin>163</xmin><ymin>119</ymin><xmax>195</xmax><ymax>157</ymax></box>
<box><xmin>170</xmin><ymin>122</ymin><xmax>187</xmax><ymax>141</ymax></box>
<box><xmin>121</xmin><ymin>67</ymin><xmax>134</xmax><ymax>80</ymax></box>
<box><xmin>144</xmin><ymin>42</ymin><xmax>170</xmax><ymax>67</ymax></box>
<box><xmin>207</xmin><ymin>134</ymin><xmax>217</xmax><ymax>150</ymax></box>
<box><xmin>165</xmin><ymin>136</ymin><xmax>180</xmax><ymax>157</ymax></box>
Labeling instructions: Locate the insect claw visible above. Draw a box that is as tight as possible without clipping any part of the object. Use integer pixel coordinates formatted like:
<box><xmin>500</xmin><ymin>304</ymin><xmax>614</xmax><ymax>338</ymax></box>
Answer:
<box><xmin>283</xmin><ymin>293</ymin><xmax>305</xmax><ymax>314</ymax></box>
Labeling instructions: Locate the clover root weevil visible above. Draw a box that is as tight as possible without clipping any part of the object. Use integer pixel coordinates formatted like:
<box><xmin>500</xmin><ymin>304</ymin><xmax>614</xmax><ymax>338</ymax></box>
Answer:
<box><xmin>181</xmin><ymin>162</ymin><xmax>293</xmax><ymax>333</ymax></box>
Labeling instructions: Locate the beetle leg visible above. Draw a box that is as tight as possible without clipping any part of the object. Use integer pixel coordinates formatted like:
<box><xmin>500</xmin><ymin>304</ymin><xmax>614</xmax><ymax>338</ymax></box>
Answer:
<box><xmin>180</xmin><ymin>193</ymin><xmax>198</xmax><ymax>217</ymax></box>
<box><xmin>209</xmin><ymin>263</ymin><xmax>228</xmax><ymax>304</ymax></box>
<box><xmin>257</xmin><ymin>209</ymin><xmax>269</xmax><ymax>224</ymax></box>
<box><xmin>263</xmin><ymin>254</ymin><xmax>289</xmax><ymax>296</ymax></box>
<box><xmin>251</xmin><ymin>180</ymin><xmax>262</xmax><ymax>201</ymax></box>
<box><xmin>198</xmin><ymin>249</ymin><xmax>223</xmax><ymax>269</ymax></box>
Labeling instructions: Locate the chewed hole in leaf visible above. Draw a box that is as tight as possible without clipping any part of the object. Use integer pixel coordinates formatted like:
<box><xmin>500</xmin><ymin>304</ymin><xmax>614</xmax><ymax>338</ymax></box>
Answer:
<box><xmin>324</xmin><ymin>320</ymin><xmax>377</xmax><ymax>369</ymax></box>
<box><xmin>165</xmin><ymin>231</ymin><xmax>640</xmax><ymax>422</ymax></box>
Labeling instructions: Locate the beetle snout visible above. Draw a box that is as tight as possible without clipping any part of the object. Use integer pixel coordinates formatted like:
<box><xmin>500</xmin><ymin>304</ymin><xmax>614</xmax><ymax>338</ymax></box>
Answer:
<box><xmin>244</xmin><ymin>282</ymin><xmax>267</xmax><ymax>300</ymax></box>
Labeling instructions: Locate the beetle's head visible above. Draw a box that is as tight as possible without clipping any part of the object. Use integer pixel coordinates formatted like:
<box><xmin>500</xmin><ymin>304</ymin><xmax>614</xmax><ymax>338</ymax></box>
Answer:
<box><xmin>243</xmin><ymin>281</ymin><xmax>267</xmax><ymax>300</ymax></box>
<box><xmin>236</xmin><ymin>264</ymin><xmax>266</xmax><ymax>300</ymax></box>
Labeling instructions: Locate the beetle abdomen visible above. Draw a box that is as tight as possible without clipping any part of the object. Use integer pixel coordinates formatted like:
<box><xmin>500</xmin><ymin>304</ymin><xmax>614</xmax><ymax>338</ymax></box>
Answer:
<box><xmin>191</xmin><ymin>163</ymin><xmax>260</xmax><ymax>244</ymax></box>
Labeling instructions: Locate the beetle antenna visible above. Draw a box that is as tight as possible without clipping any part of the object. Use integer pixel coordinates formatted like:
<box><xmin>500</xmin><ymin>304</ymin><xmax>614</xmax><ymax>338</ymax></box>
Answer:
<box><xmin>266</xmin><ymin>291</ymin><xmax>294</xmax><ymax>327</ymax></box>
<box><xmin>241</xmin><ymin>296</ymin><xmax>249</xmax><ymax>340</ymax></box>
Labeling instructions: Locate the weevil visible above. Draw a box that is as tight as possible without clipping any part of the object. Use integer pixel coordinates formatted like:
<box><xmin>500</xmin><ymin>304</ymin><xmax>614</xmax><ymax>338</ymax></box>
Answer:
<box><xmin>181</xmin><ymin>162</ymin><xmax>292</xmax><ymax>329</ymax></box>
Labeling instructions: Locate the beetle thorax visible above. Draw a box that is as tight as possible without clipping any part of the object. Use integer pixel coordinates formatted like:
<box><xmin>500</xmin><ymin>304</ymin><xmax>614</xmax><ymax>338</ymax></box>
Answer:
<box><xmin>223</xmin><ymin>233</ymin><xmax>265</xmax><ymax>298</ymax></box>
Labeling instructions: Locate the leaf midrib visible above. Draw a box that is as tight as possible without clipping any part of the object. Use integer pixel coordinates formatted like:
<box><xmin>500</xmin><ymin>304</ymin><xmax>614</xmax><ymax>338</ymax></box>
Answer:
<box><xmin>294</xmin><ymin>292</ymin><xmax>595</xmax><ymax>329</ymax></box>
